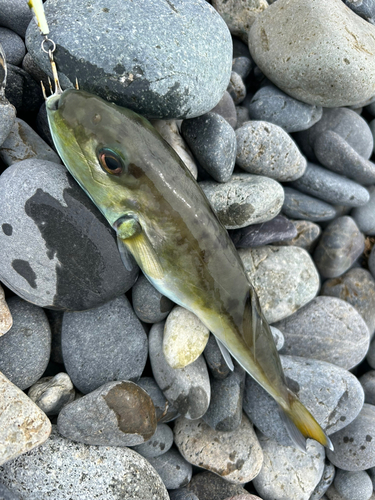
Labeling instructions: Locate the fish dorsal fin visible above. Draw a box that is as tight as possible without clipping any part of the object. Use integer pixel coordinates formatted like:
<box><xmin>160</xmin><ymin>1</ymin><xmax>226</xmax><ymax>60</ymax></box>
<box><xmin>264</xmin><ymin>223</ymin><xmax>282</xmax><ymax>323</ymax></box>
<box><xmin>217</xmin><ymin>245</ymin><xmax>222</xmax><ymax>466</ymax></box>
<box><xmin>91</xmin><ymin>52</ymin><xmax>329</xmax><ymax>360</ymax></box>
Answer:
<box><xmin>215</xmin><ymin>337</ymin><xmax>234</xmax><ymax>371</ymax></box>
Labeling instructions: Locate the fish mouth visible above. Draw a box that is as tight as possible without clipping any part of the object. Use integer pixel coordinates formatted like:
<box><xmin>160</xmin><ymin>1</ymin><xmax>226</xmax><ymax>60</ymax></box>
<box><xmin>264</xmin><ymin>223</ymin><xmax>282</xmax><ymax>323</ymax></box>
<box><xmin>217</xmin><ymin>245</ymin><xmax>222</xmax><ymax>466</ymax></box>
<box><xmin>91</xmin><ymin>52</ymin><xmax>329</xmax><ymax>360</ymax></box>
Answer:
<box><xmin>46</xmin><ymin>93</ymin><xmax>62</xmax><ymax>112</ymax></box>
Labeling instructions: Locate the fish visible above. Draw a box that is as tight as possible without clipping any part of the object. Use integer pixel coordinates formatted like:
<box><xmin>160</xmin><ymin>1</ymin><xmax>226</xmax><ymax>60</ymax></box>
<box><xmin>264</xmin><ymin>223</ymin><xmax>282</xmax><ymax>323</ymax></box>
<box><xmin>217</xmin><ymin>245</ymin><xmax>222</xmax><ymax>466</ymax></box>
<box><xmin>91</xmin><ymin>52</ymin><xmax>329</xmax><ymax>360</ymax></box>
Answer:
<box><xmin>45</xmin><ymin>88</ymin><xmax>333</xmax><ymax>452</ymax></box>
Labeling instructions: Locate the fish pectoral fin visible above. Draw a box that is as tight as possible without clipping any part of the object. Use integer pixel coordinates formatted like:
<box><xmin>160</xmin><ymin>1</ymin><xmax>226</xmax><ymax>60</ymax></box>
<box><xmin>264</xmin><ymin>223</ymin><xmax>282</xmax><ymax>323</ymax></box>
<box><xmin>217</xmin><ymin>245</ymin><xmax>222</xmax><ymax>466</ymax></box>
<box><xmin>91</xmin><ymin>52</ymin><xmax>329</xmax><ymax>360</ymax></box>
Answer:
<box><xmin>126</xmin><ymin>233</ymin><xmax>164</xmax><ymax>280</ymax></box>
<box><xmin>117</xmin><ymin>236</ymin><xmax>137</xmax><ymax>272</ymax></box>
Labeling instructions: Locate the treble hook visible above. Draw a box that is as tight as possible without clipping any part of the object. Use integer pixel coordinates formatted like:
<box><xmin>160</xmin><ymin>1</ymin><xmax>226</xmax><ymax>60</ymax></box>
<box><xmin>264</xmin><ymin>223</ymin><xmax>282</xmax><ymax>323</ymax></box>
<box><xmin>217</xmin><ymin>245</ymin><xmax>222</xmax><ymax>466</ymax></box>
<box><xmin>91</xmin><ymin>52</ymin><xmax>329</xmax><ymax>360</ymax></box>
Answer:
<box><xmin>41</xmin><ymin>36</ymin><xmax>63</xmax><ymax>96</ymax></box>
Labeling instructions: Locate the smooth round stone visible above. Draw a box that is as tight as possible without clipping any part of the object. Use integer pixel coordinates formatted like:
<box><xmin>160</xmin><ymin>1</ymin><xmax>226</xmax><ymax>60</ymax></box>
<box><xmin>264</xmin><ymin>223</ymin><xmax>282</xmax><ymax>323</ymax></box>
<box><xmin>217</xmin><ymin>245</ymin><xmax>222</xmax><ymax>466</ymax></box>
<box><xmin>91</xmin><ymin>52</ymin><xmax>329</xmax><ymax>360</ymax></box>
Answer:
<box><xmin>210</xmin><ymin>90</ymin><xmax>237</xmax><ymax>129</ymax></box>
<box><xmin>321</xmin><ymin>268</ymin><xmax>375</xmax><ymax>336</ymax></box>
<box><xmin>235</xmin><ymin>105</ymin><xmax>250</xmax><ymax>129</ymax></box>
<box><xmin>174</xmin><ymin>413</ymin><xmax>263</xmax><ymax>484</ymax></box>
<box><xmin>203</xmin><ymin>333</ymin><xmax>232</xmax><ymax>380</ymax></box>
<box><xmin>0</xmin><ymin>483</ymin><xmax>21</xmax><ymax>500</ymax></box>
<box><xmin>290</xmin><ymin>163</ymin><xmax>370</xmax><ymax>207</ymax></box>
<box><xmin>202</xmin><ymin>363</ymin><xmax>245</xmax><ymax>432</ymax></box>
<box><xmin>21</xmin><ymin>53</ymin><xmax>50</xmax><ymax>91</ymax></box>
<box><xmin>137</xmin><ymin>377</ymin><xmax>179</xmax><ymax>423</ymax></box>
<box><xmin>239</xmin><ymin>245</ymin><xmax>319</xmax><ymax>323</ymax></box>
<box><xmin>310</xmin><ymin>459</ymin><xmax>336</xmax><ymax>500</ymax></box>
<box><xmin>0</xmin><ymin>297</ymin><xmax>51</xmax><ymax>390</ymax></box>
<box><xmin>313</xmin><ymin>216</ymin><xmax>365</xmax><ymax>278</ymax></box>
<box><xmin>0</xmin><ymin>28</ymin><xmax>25</xmax><ymax>66</ymax></box>
<box><xmin>0</xmin><ymin>118</ymin><xmax>61</xmax><ymax>166</ymax></box>
<box><xmin>28</xmin><ymin>373</ymin><xmax>75</xmax><ymax>416</ymax></box>
<box><xmin>359</xmin><ymin>372</ymin><xmax>375</xmax><ymax>405</ymax></box>
<box><xmin>282</xmin><ymin>187</ymin><xmax>337</xmax><ymax>222</ymax></box>
<box><xmin>343</xmin><ymin>0</ymin><xmax>375</xmax><ymax>23</ymax></box>
<box><xmin>163</xmin><ymin>307</ymin><xmax>210</xmax><ymax>369</ymax></box>
<box><xmin>169</xmin><ymin>489</ymin><xmax>199</xmax><ymax>500</ymax></box>
<box><xmin>278</xmin><ymin>219</ymin><xmax>322</xmax><ymax>252</ymax></box>
<box><xmin>131</xmin><ymin>423</ymin><xmax>173</xmax><ymax>458</ymax></box>
<box><xmin>229</xmin><ymin>214</ymin><xmax>297</xmax><ymax>248</ymax></box>
<box><xmin>5</xmin><ymin>64</ymin><xmax>43</xmax><ymax>115</ymax></box>
<box><xmin>181</xmin><ymin>112</ymin><xmax>236</xmax><ymax>182</ymax></box>
<box><xmin>149</xmin><ymin>322</ymin><xmax>210</xmax><ymax>420</ymax></box>
<box><xmin>0</xmin><ymin>98</ymin><xmax>16</xmax><ymax>148</ymax></box>
<box><xmin>248</xmin><ymin>0</ymin><xmax>375</xmax><ymax>107</ymax></box>
<box><xmin>200</xmin><ymin>174</ymin><xmax>284</xmax><ymax>229</ymax></box>
<box><xmin>0</xmin><ymin>425</ymin><xmax>169</xmax><ymax>500</ymax></box>
<box><xmin>26</xmin><ymin>0</ymin><xmax>232</xmax><ymax>120</ymax></box>
<box><xmin>253</xmin><ymin>434</ymin><xmax>324</xmax><ymax>500</ymax></box>
<box><xmin>147</xmin><ymin>448</ymin><xmax>192</xmax><ymax>490</ymax></box>
<box><xmin>235</xmin><ymin>120</ymin><xmax>307</xmax><ymax>181</ymax></box>
<box><xmin>62</xmin><ymin>295</ymin><xmax>147</xmax><ymax>394</ymax></box>
<box><xmin>186</xmin><ymin>471</ymin><xmax>247</xmax><ymax>500</ymax></box>
<box><xmin>0</xmin><ymin>0</ymin><xmax>32</xmax><ymax>38</ymax></box>
<box><xmin>247</xmin><ymin>84</ymin><xmax>323</xmax><ymax>132</ymax></box>
<box><xmin>243</xmin><ymin>356</ymin><xmax>365</xmax><ymax>446</ymax></box>
<box><xmin>132</xmin><ymin>273</ymin><xmax>173</xmax><ymax>324</ymax></box>
<box><xmin>334</xmin><ymin>469</ymin><xmax>373</xmax><ymax>500</ymax></box>
<box><xmin>232</xmin><ymin>56</ymin><xmax>253</xmax><ymax>80</ymax></box>
<box><xmin>327</xmin><ymin>404</ymin><xmax>375</xmax><ymax>471</ymax></box>
<box><xmin>352</xmin><ymin>186</ymin><xmax>375</xmax><ymax>235</ymax></box>
<box><xmin>0</xmin><ymin>284</ymin><xmax>12</xmax><ymax>336</ymax></box>
<box><xmin>0</xmin><ymin>159</ymin><xmax>138</xmax><ymax>310</ymax></box>
<box><xmin>57</xmin><ymin>381</ymin><xmax>156</xmax><ymax>446</ymax></box>
<box><xmin>227</xmin><ymin>71</ymin><xmax>246</xmax><ymax>105</ymax></box>
<box><xmin>274</xmin><ymin>296</ymin><xmax>370</xmax><ymax>369</ymax></box>
<box><xmin>0</xmin><ymin>372</ymin><xmax>51</xmax><ymax>466</ymax></box>
<box><xmin>270</xmin><ymin>325</ymin><xmax>285</xmax><ymax>351</ymax></box>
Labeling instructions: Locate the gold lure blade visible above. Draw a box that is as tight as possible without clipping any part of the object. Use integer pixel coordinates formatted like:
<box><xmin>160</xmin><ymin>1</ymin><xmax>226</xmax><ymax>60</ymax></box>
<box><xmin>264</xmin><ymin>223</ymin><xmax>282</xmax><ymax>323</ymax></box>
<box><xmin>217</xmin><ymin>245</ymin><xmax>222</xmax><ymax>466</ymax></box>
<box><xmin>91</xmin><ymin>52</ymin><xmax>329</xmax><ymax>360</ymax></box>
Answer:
<box><xmin>28</xmin><ymin>0</ymin><xmax>50</xmax><ymax>35</ymax></box>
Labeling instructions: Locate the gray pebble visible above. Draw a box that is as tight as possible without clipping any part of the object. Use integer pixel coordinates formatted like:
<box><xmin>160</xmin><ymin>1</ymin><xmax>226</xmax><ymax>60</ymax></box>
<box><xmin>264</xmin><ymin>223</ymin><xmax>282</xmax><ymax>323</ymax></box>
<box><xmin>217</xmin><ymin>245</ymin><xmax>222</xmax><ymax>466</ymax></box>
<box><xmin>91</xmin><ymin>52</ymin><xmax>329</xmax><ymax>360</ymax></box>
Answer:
<box><xmin>274</xmin><ymin>296</ymin><xmax>370</xmax><ymax>370</ymax></box>
<box><xmin>181</xmin><ymin>112</ymin><xmax>236</xmax><ymax>182</ymax></box>
<box><xmin>200</xmin><ymin>173</ymin><xmax>284</xmax><ymax>229</ymax></box>
<box><xmin>342</xmin><ymin>0</ymin><xmax>375</xmax><ymax>25</ymax></box>
<box><xmin>202</xmin><ymin>363</ymin><xmax>245</xmax><ymax>432</ymax></box>
<box><xmin>235</xmin><ymin>120</ymin><xmax>307</xmax><ymax>181</ymax></box>
<box><xmin>327</xmin><ymin>404</ymin><xmax>375</xmax><ymax>471</ymax></box>
<box><xmin>21</xmin><ymin>53</ymin><xmax>50</xmax><ymax>89</ymax></box>
<box><xmin>0</xmin><ymin>425</ymin><xmax>169</xmax><ymax>500</ymax></box>
<box><xmin>28</xmin><ymin>373</ymin><xmax>75</xmax><ymax>416</ymax></box>
<box><xmin>137</xmin><ymin>377</ymin><xmax>179</xmax><ymax>423</ymax></box>
<box><xmin>0</xmin><ymin>0</ymin><xmax>32</xmax><ymax>38</ymax></box>
<box><xmin>235</xmin><ymin>105</ymin><xmax>250</xmax><ymax>129</ymax></box>
<box><xmin>147</xmin><ymin>448</ymin><xmax>192</xmax><ymax>490</ymax></box>
<box><xmin>367</xmin><ymin>101</ymin><xmax>375</xmax><ymax>117</ymax></box>
<box><xmin>359</xmin><ymin>371</ymin><xmax>375</xmax><ymax>405</ymax></box>
<box><xmin>247</xmin><ymin>84</ymin><xmax>323</xmax><ymax>132</ymax></box>
<box><xmin>186</xmin><ymin>471</ymin><xmax>247</xmax><ymax>500</ymax></box>
<box><xmin>369</xmin><ymin>245</ymin><xmax>375</xmax><ymax>280</ymax></box>
<box><xmin>131</xmin><ymin>423</ymin><xmax>173</xmax><ymax>458</ymax></box>
<box><xmin>290</xmin><ymin>162</ymin><xmax>370</xmax><ymax>207</ymax></box>
<box><xmin>0</xmin><ymin>483</ymin><xmax>21</xmax><ymax>500</ymax></box>
<box><xmin>278</xmin><ymin>219</ymin><xmax>322</xmax><ymax>253</ymax></box>
<box><xmin>232</xmin><ymin>56</ymin><xmax>253</xmax><ymax>80</ymax></box>
<box><xmin>313</xmin><ymin>216</ymin><xmax>365</xmax><ymax>278</ymax></box>
<box><xmin>334</xmin><ymin>469</ymin><xmax>373</xmax><ymax>500</ymax></box>
<box><xmin>149</xmin><ymin>322</ymin><xmax>210</xmax><ymax>420</ymax></box>
<box><xmin>227</xmin><ymin>71</ymin><xmax>246</xmax><ymax>105</ymax></box>
<box><xmin>210</xmin><ymin>90</ymin><xmax>237</xmax><ymax>129</ymax></box>
<box><xmin>321</xmin><ymin>268</ymin><xmax>375</xmax><ymax>336</ymax></box>
<box><xmin>0</xmin><ymin>97</ymin><xmax>16</xmax><ymax>148</ymax></box>
<box><xmin>0</xmin><ymin>297</ymin><xmax>51</xmax><ymax>390</ymax></box>
<box><xmin>203</xmin><ymin>333</ymin><xmax>231</xmax><ymax>380</ymax></box>
<box><xmin>282</xmin><ymin>186</ymin><xmax>337</xmax><ymax>222</ymax></box>
<box><xmin>310</xmin><ymin>459</ymin><xmax>336</xmax><ymax>500</ymax></box>
<box><xmin>352</xmin><ymin>185</ymin><xmax>375</xmax><ymax>235</ymax></box>
<box><xmin>169</xmin><ymin>489</ymin><xmax>199</xmax><ymax>500</ymax></box>
<box><xmin>0</xmin><ymin>28</ymin><xmax>25</xmax><ymax>67</ymax></box>
<box><xmin>132</xmin><ymin>273</ymin><xmax>173</xmax><ymax>324</ymax></box>
<box><xmin>367</xmin><ymin>338</ymin><xmax>375</xmax><ymax>369</ymax></box>
<box><xmin>62</xmin><ymin>295</ymin><xmax>148</xmax><ymax>394</ymax></box>
<box><xmin>5</xmin><ymin>64</ymin><xmax>43</xmax><ymax>114</ymax></box>
<box><xmin>270</xmin><ymin>325</ymin><xmax>285</xmax><ymax>351</ymax></box>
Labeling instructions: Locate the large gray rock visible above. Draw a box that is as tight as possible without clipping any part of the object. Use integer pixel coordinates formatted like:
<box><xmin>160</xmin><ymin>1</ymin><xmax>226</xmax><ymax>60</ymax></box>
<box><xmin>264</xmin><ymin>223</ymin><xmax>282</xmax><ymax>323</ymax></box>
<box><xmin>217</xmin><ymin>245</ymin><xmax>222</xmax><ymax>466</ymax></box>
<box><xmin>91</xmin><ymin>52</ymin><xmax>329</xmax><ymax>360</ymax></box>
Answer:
<box><xmin>26</xmin><ymin>0</ymin><xmax>232</xmax><ymax>119</ymax></box>
<box><xmin>0</xmin><ymin>0</ymin><xmax>33</xmax><ymax>38</ymax></box>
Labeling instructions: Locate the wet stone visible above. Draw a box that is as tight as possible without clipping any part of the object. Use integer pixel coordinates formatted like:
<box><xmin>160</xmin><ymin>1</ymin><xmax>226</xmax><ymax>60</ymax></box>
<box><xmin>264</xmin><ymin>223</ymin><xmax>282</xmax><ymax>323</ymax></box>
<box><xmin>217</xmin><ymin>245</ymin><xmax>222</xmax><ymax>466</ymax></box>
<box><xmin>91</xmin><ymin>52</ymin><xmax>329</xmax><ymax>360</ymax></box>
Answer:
<box><xmin>235</xmin><ymin>105</ymin><xmax>250</xmax><ymax>129</ymax></box>
<box><xmin>28</xmin><ymin>373</ymin><xmax>75</xmax><ymax>416</ymax></box>
<box><xmin>278</xmin><ymin>219</ymin><xmax>322</xmax><ymax>253</ymax></box>
<box><xmin>132</xmin><ymin>273</ymin><xmax>173</xmax><ymax>324</ymax></box>
<box><xmin>186</xmin><ymin>471</ymin><xmax>247</xmax><ymax>500</ymax></box>
<box><xmin>0</xmin><ymin>425</ymin><xmax>169</xmax><ymax>500</ymax></box>
<box><xmin>232</xmin><ymin>56</ymin><xmax>253</xmax><ymax>80</ymax></box>
<box><xmin>352</xmin><ymin>185</ymin><xmax>375</xmax><ymax>235</ymax></box>
<box><xmin>181</xmin><ymin>112</ymin><xmax>236</xmax><ymax>183</ymax></box>
<box><xmin>253</xmin><ymin>434</ymin><xmax>325</xmax><ymax>500</ymax></box>
<box><xmin>327</xmin><ymin>404</ymin><xmax>375</xmax><ymax>471</ymax></box>
<box><xmin>5</xmin><ymin>64</ymin><xmax>43</xmax><ymax>115</ymax></box>
<box><xmin>147</xmin><ymin>448</ymin><xmax>193</xmax><ymax>490</ymax></box>
<box><xmin>239</xmin><ymin>245</ymin><xmax>319</xmax><ymax>323</ymax></box>
<box><xmin>274</xmin><ymin>296</ymin><xmax>370</xmax><ymax>370</ymax></box>
<box><xmin>321</xmin><ymin>268</ymin><xmax>375</xmax><ymax>336</ymax></box>
<box><xmin>0</xmin><ymin>97</ymin><xmax>16</xmax><ymax>148</ymax></box>
<box><xmin>200</xmin><ymin>173</ymin><xmax>284</xmax><ymax>230</ymax></box>
<box><xmin>137</xmin><ymin>376</ymin><xmax>179</xmax><ymax>423</ymax></box>
<box><xmin>0</xmin><ymin>372</ymin><xmax>51</xmax><ymax>466</ymax></box>
<box><xmin>235</xmin><ymin>120</ymin><xmax>307</xmax><ymax>182</ymax></box>
<box><xmin>203</xmin><ymin>333</ymin><xmax>231</xmax><ymax>380</ymax></box>
<box><xmin>169</xmin><ymin>489</ymin><xmax>199</xmax><ymax>500</ymax></box>
<box><xmin>62</xmin><ymin>295</ymin><xmax>148</xmax><ymax>394</ymax></box>
<box><xmin>131</xmin><ymin>423</ymin><xmax>173</xmax><ymax>458</ymax></box>
<box><xmin>243</xmin><ymin>356</ymin><xmax>364</xmax><ymax>446</ymax></box>
<box><xmin>21</xmin><ymin>53</ymin><xmax>50</xmax><ymax>91</ymax></box>
<box><xmin>0</xmin><ymin>284</ymin><xmax>12</xmax><ymax>336</ymax></box>
<box><xmin>149</xmin><ymin>322</ymin><xmax>211</xmax><ymax>420</ymax></box>
<box><xmin>210</xmin><ymin>90</ymin><xmax>237</xmax><ymax>129</ymax></box>
<box><xmin>313</xmin><ymin>216</ymin><xmax>365</xmax><ymax>278</ymax></box>
<box><xmin>310</xmin><ymin>459</ymin><xmax>336</xmax><ymax>500</ymax></box>
<box><xmin>247</xmin><ymin>84</ymin><xmax>323</xmax><ymax>133</ymax></box>
<box><xmin>174</xmin><ymin>412</ymin><xmax>263</xmax><ymax>484</ymax></box>
<box><xmin>0</xmin><ymin>0</ymin><xmax>32</xmax><ymax>38</ymax></box>
<box><xmin>202</xmin><ymin>363</ymin><xmax>245</xmax><ymax>432</ymax></box>
<box><xmin>0</xmin><ymin>28</ymin><xmax>25</xmax><ymax>67</ymax></box>
<box><xmin>227</xmin><ymin>71</ymin><xmax>246</xmax><ymax>105</ymax></box>
<box><xmin>229</xmin><ymin>214</ymin><xmax>297</xmax><ymax>248</ymax></box>
<box><xmin>359</xmin><ymin>371</ymin><xmax>375</xmax><ymax>405</ymax></box>
<box><xmin>282</xmin><ymin>186</ymin><xmax>337</xmax><ymax>223</ymax></box>
<box><xmin>0</xmin><ymin>297</ymin><xmax>51</xmax><ymax>390</ymax></box>
<box><xmin>334</xmin><ymin>469</ymin><xmax>373</xmax><ymax>500</ymax></box>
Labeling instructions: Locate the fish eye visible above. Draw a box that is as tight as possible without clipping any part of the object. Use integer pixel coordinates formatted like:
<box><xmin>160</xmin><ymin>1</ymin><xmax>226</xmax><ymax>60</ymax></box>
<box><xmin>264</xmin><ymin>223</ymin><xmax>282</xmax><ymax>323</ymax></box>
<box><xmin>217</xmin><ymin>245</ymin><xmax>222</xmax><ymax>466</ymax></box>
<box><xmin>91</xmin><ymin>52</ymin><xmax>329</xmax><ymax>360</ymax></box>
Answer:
<box><xmin>98</xmin><ymin>148</ymin><xmax>124</xmax><ymax>176</ymax></box>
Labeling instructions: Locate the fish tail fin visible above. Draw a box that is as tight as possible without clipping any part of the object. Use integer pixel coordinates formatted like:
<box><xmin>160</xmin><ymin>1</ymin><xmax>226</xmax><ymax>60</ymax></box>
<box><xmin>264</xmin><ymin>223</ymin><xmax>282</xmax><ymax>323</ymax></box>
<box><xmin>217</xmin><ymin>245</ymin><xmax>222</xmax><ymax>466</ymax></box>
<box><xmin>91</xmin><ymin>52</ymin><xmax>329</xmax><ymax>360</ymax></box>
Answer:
<box><xmin>279</xmin><ymin>388</ymin><xmax>334</xmax><ymax>452</ymax></box>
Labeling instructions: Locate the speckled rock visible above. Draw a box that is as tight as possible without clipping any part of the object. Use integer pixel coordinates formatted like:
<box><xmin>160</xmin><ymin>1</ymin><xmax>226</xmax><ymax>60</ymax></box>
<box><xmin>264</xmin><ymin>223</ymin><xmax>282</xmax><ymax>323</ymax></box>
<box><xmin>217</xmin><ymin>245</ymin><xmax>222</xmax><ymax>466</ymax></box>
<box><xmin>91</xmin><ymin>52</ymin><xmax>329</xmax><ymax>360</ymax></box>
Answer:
<box><xmin>0</xmin><ymin>483</ymin><xmax>21</xmax><ymax>500</ymax></box>
<box><xmin>327</xmin><ymin>404</ymin><xmax>375</xmax><ymax>471</ymax></box>
<box><xmin>186</xmin><ymin>471</ymin><xmax>248</xmax><ymax>500</ymax></box>
<box><xmin>235</xmin><ymin>120</ymin><xmax>307</xmax><ymax>181</ymax></box>
<box><xmin>359</xmin><ymin>371</ymin><xmax>375</xmax><ymax>405</ymax></box>
<box><xmin>239</xmin><ymin>245</ymin><xmax>319</xmax><ymax>323</ymax></box>
<box><xmin>0</xmin><ymin>284</ymin><xmax>12</xmax><ymax>336</ymax></box>
<box><xmin>282</xmin><ymin>187</ymin><xmax>337</xmax><ymax>222</ymax></box>
<box><xmin>235</xmin><ymin>105</ymin><xmax>250</xmax><ymax>129</ymax></box>
<box><xmin>227</xmin><ymin>71</ymin><xmax>246</xmax><ymax>105</ymax></box>
<box><xmin>147</xmin><ymin>448</ymin><xmax>193</xmax><ymax>490</ymax></box>
<box><xmin>223</xmin><ymin>496</ymin><xmax>262</xmax><ymax>500</ymax></box>
<box><xmin>0</xmin><ymin>0</ymin><xmax>32</xmax><ymax>38</ymax></box>
<box><xmin>0</xmin><ymin>97</ymin><xmax>16</xmax><ymax>148</ymax></box>
<box><xmin>0</xmin><ymin>297</ymin><xmax>51</xmax><ymax>390</ymax></box>
<box><xmin>0</xmin><ymin>28</ymin><xmax>25</xmax><ymax>67</ymax></box>
<box><xmin>243</xmin><ymin>356</ymin><xmax>365</xmax><ymax>446</ymax></box>
<box><xmin>0</xmin><ymin>159</ymin><xmax>138</xmax><ymax>310</ymax></box>
<box><xmin>232</xmin><ymin>56</ymin><xmax>253</xmax><ymax>81</ymax></box>
<box><xmin>0</xmin><ymin>372</ymin><xmax>51</xmax><ymax>466</ymax></box>
<box><xmin>203</xmin><ymin>333</ymin><xmax>232</xmax><ymax>380</ymax></box>
<box><xmin>200</xmin><ymin>174</ymin><xmax>284</xmax><ymax>229</ymax></box>
<box><xmin>149</xmin><ymin>322</ymin><xmax>210</xmax><ymax>420</ymax></box>
<box><xmin>253</xmin><ymin>434</ymin><xmax>325</xmax><ymax>500</ymax></box>
<box><xmin>163</xmin><ymin>307</ymin><xmax>210</xmax><ymax>369</ymax></box>
<box><xmin>352</xmin><ymin>185</ymin><xmax>375</xmax><ymax>235</ymax></box>
<box><xmin>5</xmin><ymin>64</ymin><xmax>43</xmax><ymax>115</ymax></box>
<box><xmin>28</xmin><ymin>373</ymin><xmax>75</xmax><ymax>416</ymax></box>
<box><xmin>132</xmin><ymin>273</ymin><xmax>174</xmax><ymax>324</ymax></box>
<box><xmin>26</xmin><ymin>0</ymin><xmax>232</xmax><ymax>119</ymax></box>
<box><xmin>174</xmin><ymin>413</ymin><xmax>263</xmax><ymax>484</ymax></box>
<box><xmin>274</xmin><ymin>296</ymin><xmax>370</xmax><ymax>369</ymax></box>
<box><xmin>248</xmin><ymin>0</ymin><xmax>375</xmax><ymax>107</ymax></box>
<box><xmin>0</xmin><ymin>425</ymin><xmax>169</xmax><ymax>500</ymax></box>
<box><xmin>310</xmin><ymin>459</ymin><xmax>335</xmax><ymax>500</ymax></box>
<box><xmin>210</xmin><ymin>90</ymin><xmax>237</xmax><ymax>129</ymax></box>
<box><xmin>278</xmin><ymin>219</ymin><xmax>321</xmax><ymax>252</ymax></box>
<box><xmin>169</xmin><ymin>489</ymin><xmax>199</xmax><ymax>500</ymax></box>
<box><xmin>62</xmin><ymin>295</ymin><xmax>147</xmax><ymax>394</ymax></box>
<box><xmin>313</xmin><ymin>216</ymin><xmax>365</xmax><ymax>278</ymax></box>
<box><xmin>137</xmin><ymin>377</ymin><xmax>179</xmax><ymax>424</ymax></box>
<box><xmin>131</xmin><ymin>423</ymin><xmax>173</xmax><ymax>458</ymax></box>
<box><xmin>334</xmin><ymin>469</ymin><xmax>373</xmax><ymax>500</ymax></box>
